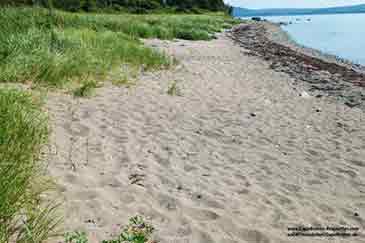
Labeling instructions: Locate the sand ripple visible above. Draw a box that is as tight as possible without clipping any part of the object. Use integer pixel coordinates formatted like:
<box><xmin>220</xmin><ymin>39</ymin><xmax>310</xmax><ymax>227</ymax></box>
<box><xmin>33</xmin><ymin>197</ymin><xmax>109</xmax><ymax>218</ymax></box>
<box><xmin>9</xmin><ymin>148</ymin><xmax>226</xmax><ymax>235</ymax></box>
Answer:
<box><xmin>46</xmin><ymin>33</ymin><xmax>365</xmax><ymax>242</ymax></box>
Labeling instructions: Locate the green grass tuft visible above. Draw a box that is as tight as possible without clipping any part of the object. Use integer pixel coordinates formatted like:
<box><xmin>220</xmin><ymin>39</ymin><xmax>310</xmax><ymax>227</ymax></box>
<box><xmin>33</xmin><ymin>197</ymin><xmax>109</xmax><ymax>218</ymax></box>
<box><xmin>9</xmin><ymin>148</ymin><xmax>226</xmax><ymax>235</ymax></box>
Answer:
<box><xmin>102</xmin><ymin>216</ymin><xmax>155</xmax><ymax>243</ymax></box>
<box><xmin>64</xmin><ymin>216</ymin><xmax>154</xmax><ymax>243</ymax></box>
<box><xmin>65</xmin><ymin>231</ymin><xmax>88</xmax><ymax>243</ymax></box>
<box><xmin>167</xmin><ymin>80</ymin><xmax>181</xmax><ymax>96</ymax></box>
<box><xmin>73</xmin><ymin>80</ymin><xmax>99</xmax><ymax>97</ymax></box>
<box><xmin>0</xmin><ymin>88</ymin><xmax>59</xmax><ymax>243</ymax></box>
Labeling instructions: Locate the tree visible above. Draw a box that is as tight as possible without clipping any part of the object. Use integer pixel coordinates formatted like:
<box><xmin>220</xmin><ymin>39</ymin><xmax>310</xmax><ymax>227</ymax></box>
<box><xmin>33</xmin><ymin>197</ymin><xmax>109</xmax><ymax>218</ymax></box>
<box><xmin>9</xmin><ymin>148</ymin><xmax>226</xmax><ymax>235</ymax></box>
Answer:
<box><xmin>53</xmin><ymin>0</ymin><xmax>83</xmax><ymax>12</ymax></box>
<box><xmin>1</xmin><ymin>0</ymin><xmax>228</xmax><ymax>13</ymax></box>
<box><xmin>82</xmin><ymin>0</ymin><xmax>97</xmax><ymax>11</ymax></box>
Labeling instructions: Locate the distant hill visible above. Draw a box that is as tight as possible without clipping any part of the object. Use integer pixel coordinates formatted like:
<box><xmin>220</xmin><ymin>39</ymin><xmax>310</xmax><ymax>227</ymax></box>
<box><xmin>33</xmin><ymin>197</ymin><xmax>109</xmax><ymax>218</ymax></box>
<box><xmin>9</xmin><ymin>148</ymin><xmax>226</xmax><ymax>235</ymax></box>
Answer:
<box><xmin>233</xmin><ymin>4</ymin><xmax>365</xmax><ymax>17</ymax></box>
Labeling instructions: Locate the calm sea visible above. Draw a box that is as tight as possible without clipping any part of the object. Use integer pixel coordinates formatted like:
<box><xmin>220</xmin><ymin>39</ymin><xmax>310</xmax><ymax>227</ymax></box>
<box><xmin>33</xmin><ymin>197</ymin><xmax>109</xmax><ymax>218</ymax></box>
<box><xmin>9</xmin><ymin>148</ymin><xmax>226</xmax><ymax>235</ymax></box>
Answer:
<box><xmin>249</xmin><ymin>14</ymin><xmax>365</xmax><ymax>65</ymax></box>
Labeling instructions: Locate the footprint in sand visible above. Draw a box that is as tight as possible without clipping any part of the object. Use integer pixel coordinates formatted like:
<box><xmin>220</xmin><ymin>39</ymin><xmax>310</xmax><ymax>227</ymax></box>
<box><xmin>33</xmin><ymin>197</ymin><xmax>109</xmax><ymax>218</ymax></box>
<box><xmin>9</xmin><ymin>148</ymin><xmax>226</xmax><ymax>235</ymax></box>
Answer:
<box><xmin>185</xmin><ymin>207</ymin><xmax>220</xmax><ymax>221</ymax></box>
<box><xmin>157</xmin><ymin>193</ymin><xmax>178</xmax><ymax>211</ymax></box>
<box><xmin>64</xmin><ymin>122</ymin><xmax>90</xmax><ymax>137</ymax></box>
<box><xmin>336</xmin><ymin>167</ymin><xmax>357</xmax><ymax>178</ymax></box>
<box><xmin>348</xmin><ymin>158</ymin><xmax>365</xmax><ymax>167</ymax></box>
<box><xmin>318</xmin><ymin>203</ymin><xmax>335</xmax><ymax>214</ymax></box>
<box><xmin>176</xmin><ymin>225</ymin><xmax>192</xmax><ymax>238</ymax></box>
<box><xmin>193</xmin><ymin>230</ymin><xmax>216</xmax><ymax>243</ymax></box>
<box><xmin>238</xmin><ymin>229</ymin><xmax>271</xmax><ymax>243</ymax></box>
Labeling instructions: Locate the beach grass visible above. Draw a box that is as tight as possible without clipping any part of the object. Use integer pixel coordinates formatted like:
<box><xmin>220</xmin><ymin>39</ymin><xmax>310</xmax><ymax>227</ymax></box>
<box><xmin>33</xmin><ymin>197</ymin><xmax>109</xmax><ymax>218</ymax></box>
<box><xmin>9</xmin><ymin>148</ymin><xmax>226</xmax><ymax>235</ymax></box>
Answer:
<box><xmin>0</xmin><ymin>88</ymin><xmax>59</xmax><ymax>242</ymax></box>
<box><xmin>0</xmin><ymin>7</ymin><xmax>238</xmax><ymax>87</ymax></box>
<box><xmin>73</xmin><ymin>79</ymin><xmax>100</xmax><ymax>97</ymax></box>
<box><xmin>167</xmin><ymin>80</ymin><xmax>181</xmax><ymax>96</ymax></box>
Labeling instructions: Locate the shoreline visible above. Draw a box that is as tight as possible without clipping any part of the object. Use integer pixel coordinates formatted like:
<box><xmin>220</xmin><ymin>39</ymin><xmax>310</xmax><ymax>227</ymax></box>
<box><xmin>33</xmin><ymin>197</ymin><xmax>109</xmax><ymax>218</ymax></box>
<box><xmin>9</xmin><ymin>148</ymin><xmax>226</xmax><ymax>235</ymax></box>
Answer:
<box><xmin>266</xmin><ymin>21</ymin><xmax>365</xmax><ymax>73</ymax></box>
<box><xmin>229</xmin><ymin>21</ymin><xmax>365</xmax><ymax>110</ymax></box>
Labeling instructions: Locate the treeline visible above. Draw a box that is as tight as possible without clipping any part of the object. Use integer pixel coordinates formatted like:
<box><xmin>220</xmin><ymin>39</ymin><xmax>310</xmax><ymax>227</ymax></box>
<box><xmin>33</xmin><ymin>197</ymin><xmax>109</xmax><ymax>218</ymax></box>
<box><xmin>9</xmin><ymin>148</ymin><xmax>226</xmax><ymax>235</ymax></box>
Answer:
<box><xmin>0</xmin><ymin>0</ymin><xmax>230</xmax><ymax>13</ymax></box>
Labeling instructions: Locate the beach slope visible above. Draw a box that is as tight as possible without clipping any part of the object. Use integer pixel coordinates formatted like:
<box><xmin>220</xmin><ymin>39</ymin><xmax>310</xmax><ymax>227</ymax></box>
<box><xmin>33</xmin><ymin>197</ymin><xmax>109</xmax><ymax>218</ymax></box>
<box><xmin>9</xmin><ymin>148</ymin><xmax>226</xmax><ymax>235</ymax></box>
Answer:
<box><xmin>46</xmin><ymin>30</ymin><xmax>365</xmax><ymax>242</ymax></box>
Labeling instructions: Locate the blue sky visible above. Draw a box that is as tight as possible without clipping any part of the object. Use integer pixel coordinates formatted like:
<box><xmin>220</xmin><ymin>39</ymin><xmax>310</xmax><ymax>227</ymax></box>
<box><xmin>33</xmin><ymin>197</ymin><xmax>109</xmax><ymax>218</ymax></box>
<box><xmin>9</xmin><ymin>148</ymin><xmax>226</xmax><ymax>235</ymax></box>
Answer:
<box><xmin>224</xmin><ymin>0</ymin><xmax>365</xmax><ymax>9</ymax></box>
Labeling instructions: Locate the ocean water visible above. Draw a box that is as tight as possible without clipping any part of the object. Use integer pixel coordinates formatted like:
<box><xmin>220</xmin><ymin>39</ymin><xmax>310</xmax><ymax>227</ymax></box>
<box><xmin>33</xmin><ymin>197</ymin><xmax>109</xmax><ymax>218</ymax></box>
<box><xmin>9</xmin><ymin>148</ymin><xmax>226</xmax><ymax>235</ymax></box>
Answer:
<box><xmin>255</xmin><ymin>14</ymin><xmax>365</xmax><ymax>65</ymax></box>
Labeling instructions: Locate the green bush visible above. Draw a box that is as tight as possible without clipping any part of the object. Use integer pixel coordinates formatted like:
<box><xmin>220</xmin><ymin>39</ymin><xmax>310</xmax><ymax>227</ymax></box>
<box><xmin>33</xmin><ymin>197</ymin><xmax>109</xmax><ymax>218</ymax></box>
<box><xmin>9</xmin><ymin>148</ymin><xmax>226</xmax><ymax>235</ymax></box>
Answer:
<box><xmin>176</xmin><ymin>29</ymin><xmax>210</xmax><ymax>40</ymax></box>
<box><xmin>54</xmin><ymin>0</ymin><xmax>83</xmax><ymax>12</ymax></box>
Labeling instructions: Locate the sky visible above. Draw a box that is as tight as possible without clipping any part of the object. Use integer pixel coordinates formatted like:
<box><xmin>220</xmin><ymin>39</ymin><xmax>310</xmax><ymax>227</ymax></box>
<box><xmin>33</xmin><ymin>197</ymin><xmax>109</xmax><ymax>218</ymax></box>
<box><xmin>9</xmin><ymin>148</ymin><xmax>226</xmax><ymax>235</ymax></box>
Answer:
<box><xmin>224</xmin><ymin>0</ymin><xmax>365</xmax><ymax>9</ymax></box>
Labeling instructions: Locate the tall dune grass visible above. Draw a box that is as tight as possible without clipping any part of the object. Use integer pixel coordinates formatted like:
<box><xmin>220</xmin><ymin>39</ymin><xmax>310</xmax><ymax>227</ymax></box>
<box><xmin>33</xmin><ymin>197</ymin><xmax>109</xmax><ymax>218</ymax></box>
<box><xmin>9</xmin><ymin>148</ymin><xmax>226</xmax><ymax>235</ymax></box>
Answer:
<box><xmin>0</xmin><ymin>7</ymin><xmax>238</xmax><ymax>87</ymax></box>
<box><xmin>0</xmin><ymin>88</ymin><xmax>59</xmax><ymax>242</ymax></box>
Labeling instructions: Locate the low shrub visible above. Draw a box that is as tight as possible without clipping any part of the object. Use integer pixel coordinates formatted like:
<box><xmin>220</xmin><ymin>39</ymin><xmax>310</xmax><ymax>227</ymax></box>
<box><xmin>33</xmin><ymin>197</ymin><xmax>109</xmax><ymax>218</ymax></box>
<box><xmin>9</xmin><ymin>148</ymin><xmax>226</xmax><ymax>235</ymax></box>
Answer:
<box><xmin>65</xmin><ymin>216</ymin><xmax>155</xmax><ymax>243</ymax></box>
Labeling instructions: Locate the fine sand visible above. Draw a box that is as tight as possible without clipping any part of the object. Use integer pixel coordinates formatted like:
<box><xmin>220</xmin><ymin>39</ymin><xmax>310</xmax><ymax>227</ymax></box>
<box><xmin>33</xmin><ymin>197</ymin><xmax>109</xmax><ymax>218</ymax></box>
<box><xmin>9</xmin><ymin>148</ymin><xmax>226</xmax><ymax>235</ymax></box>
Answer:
<box><xmin>46</xmin><ymin>32</ymin><xmax>365</xmax><ymax>242</ymax></box>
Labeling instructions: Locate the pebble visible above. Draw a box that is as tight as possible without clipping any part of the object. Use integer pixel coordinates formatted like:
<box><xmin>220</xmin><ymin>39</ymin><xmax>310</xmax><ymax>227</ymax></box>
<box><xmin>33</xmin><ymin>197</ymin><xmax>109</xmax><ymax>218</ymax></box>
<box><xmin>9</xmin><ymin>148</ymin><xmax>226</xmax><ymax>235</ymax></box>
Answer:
<box><xmin>300</xmin><ymin>91</ymin><xmax>311</xmax><ymax>98</ymax></box>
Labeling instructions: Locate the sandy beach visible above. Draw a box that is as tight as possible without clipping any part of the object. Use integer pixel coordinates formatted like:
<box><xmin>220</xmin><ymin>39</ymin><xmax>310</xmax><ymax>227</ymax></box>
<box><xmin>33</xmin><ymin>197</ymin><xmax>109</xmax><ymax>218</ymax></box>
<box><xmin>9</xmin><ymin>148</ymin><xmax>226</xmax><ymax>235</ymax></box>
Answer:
<box><xmin>45</xmin><ymin>24</ymin><xmax>365</xmax><ymax>243</ymax></box>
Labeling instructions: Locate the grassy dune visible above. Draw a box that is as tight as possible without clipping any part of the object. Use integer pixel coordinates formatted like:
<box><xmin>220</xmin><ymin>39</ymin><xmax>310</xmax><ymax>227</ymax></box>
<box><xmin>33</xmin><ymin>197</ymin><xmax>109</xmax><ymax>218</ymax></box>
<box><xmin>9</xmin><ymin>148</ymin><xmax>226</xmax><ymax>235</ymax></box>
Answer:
<box><xmin>0</xmin><ymin>7</ymin><xmax>238</xmax><ymax>87</ymax></box>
